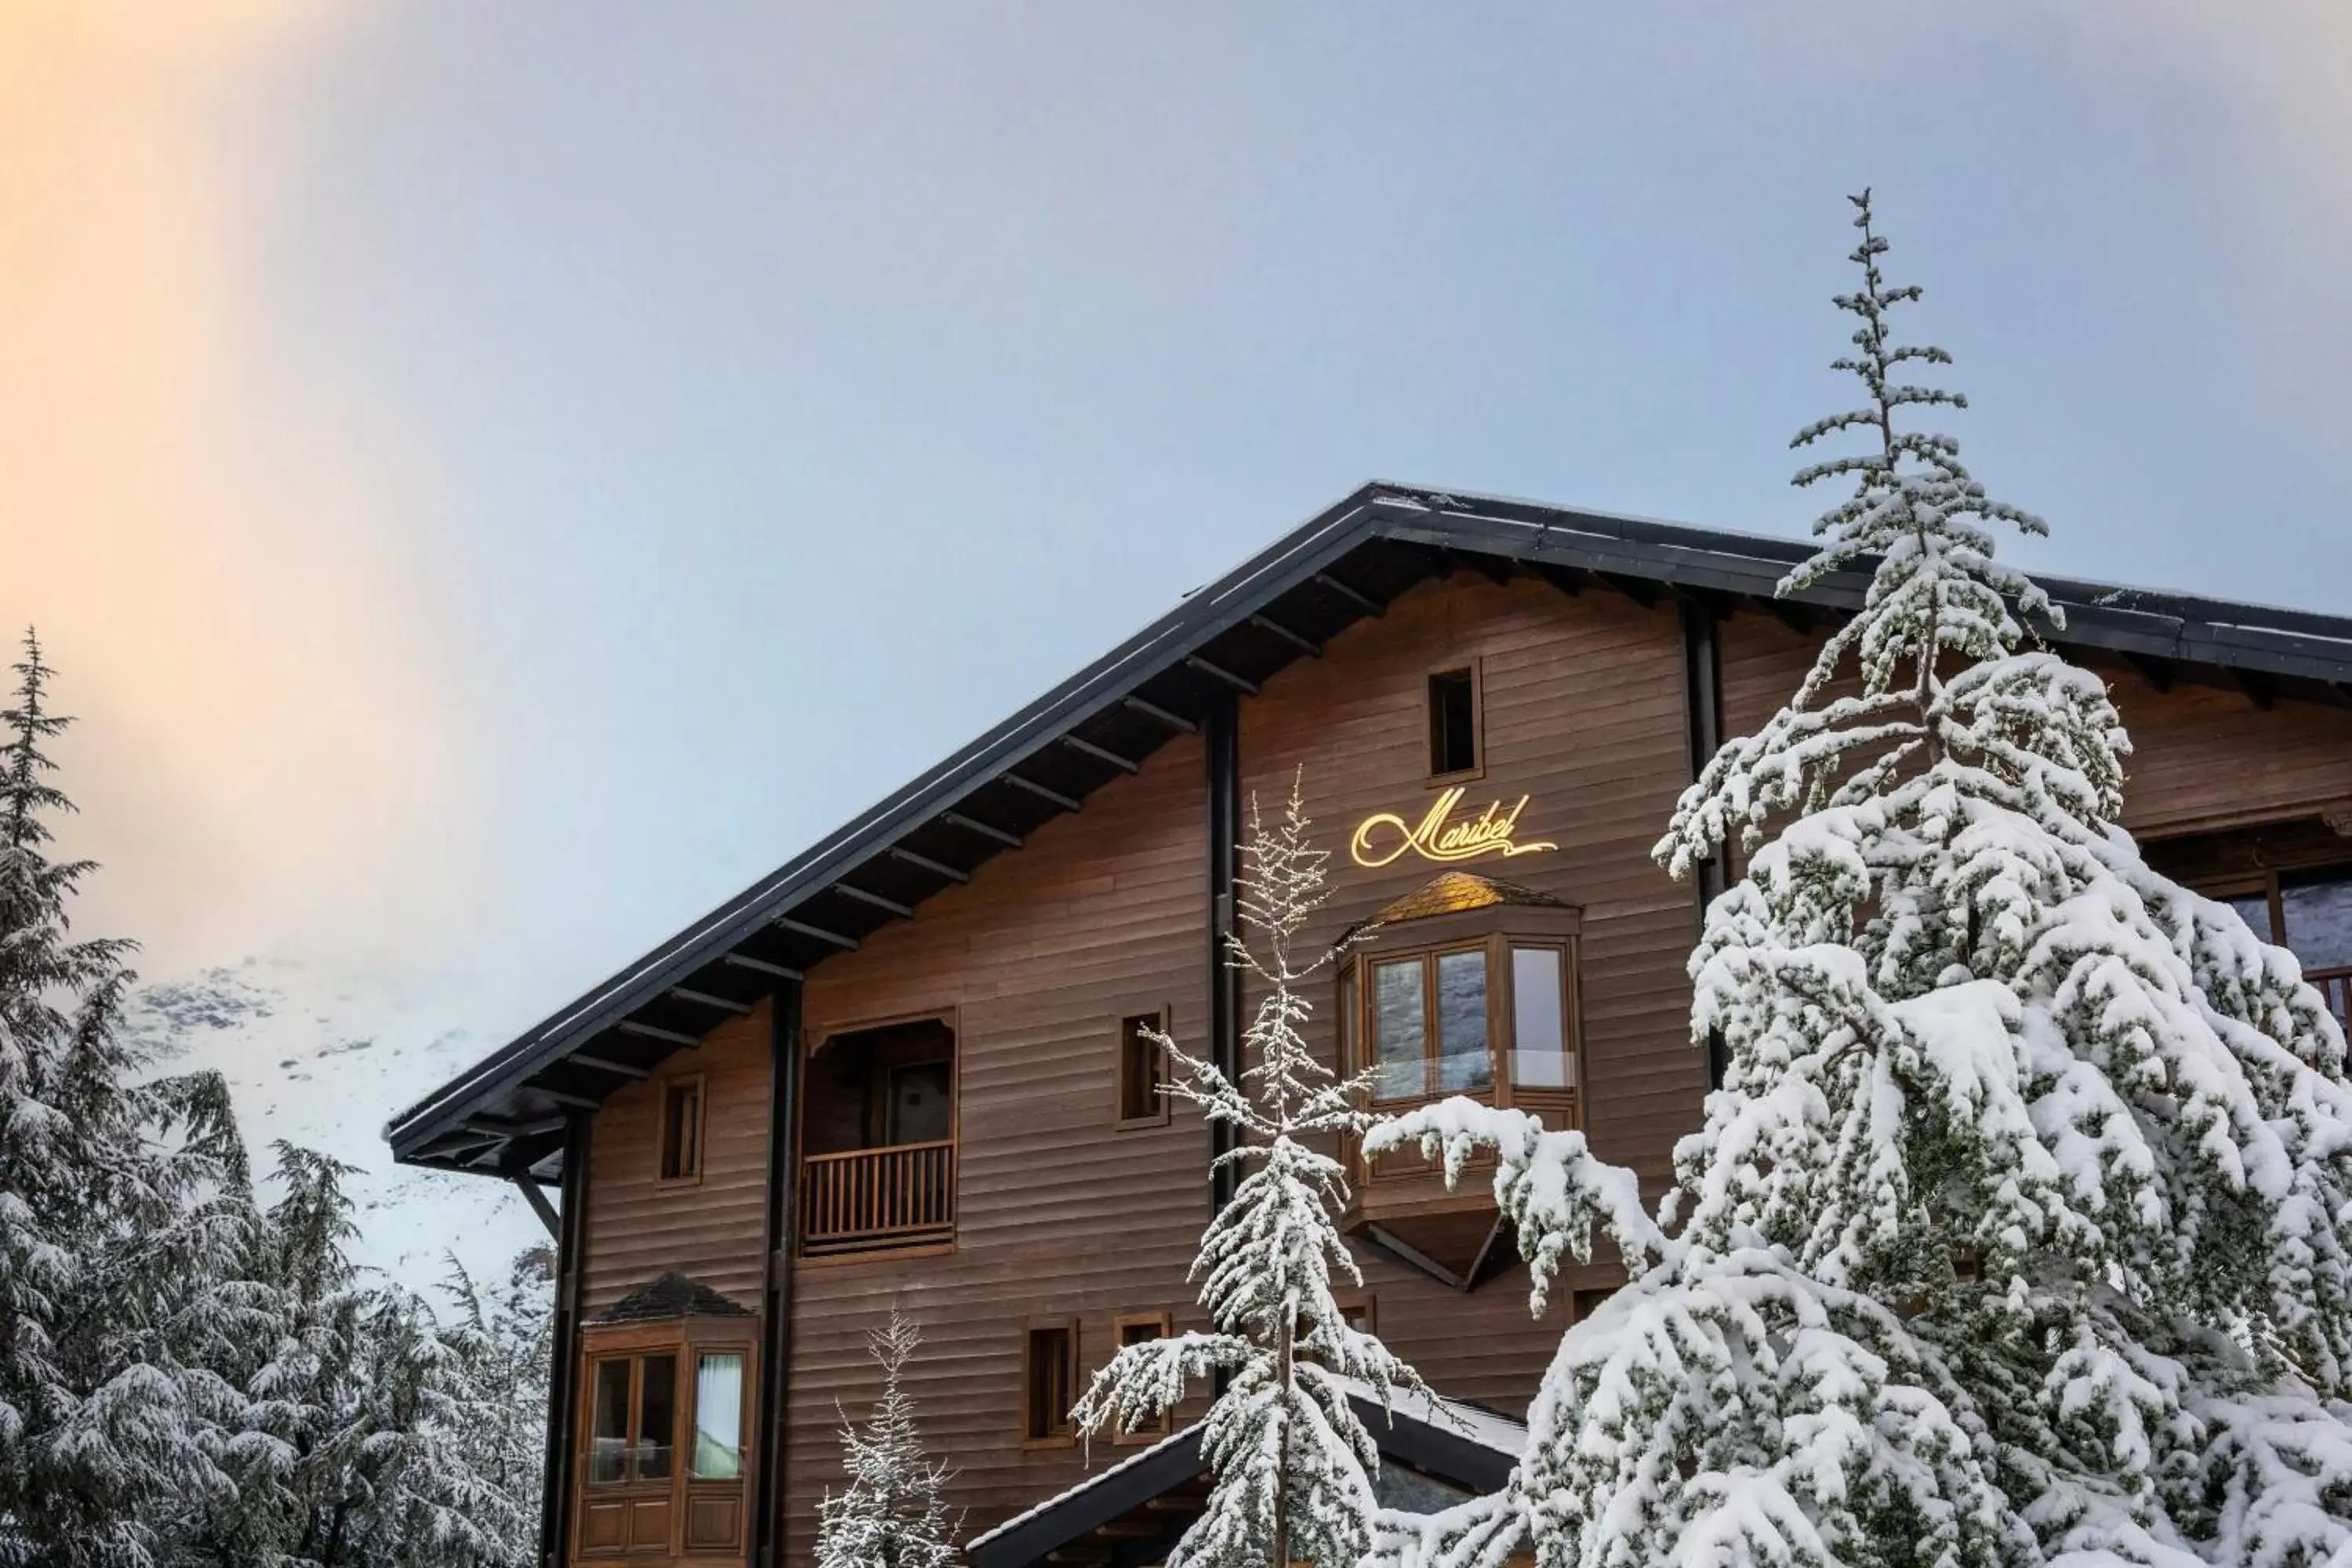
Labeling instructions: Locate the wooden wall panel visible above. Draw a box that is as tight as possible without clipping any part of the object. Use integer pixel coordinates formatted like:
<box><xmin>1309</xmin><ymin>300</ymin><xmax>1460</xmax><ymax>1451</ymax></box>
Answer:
<box><xmin>781</xmin><ymin>732</ymin><xmax>1213</xmax><ymax>1563</ymax></box>
<box><xmin>580</xmin><ymin>999</ymin><xmax>773</xmax><ymax>1318</ymax></box>
<box><xmin>1237</xmin><ymin>573</ymin><xmax>1703</xmax><ymax>1412</ymax></box>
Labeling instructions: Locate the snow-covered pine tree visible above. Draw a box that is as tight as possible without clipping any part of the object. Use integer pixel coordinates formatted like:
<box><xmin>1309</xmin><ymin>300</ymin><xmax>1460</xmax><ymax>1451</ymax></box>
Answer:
<box><xmin>1368</xmin><ymin>191</ymin><xmax>2352</xmax><ymax>1568</ymax></box>
<box><xmin>815</xmin><ymin>1308</ymin><xmax>960</xmax><ymax>1568</ymax></box>
<box><xmin>0</xmin><ymin>630</ymin><xmax>250</xmax><ymax>1568</ymax></box>
<box><xmin>1071</xmin><ymin>779</ymin><xmax>1439</xmax><ymax>1568</ymax></box>
<box><xmin>183</xmin><ymin>1143</ymin><xmax>533</xmax><ymax>1568</ymax></box>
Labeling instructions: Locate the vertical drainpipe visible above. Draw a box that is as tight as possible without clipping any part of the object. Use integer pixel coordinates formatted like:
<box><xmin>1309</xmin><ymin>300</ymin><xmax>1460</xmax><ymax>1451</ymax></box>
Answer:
<box><xmin>1206</xmin><ymin>691</ymin><xmax>1242</xmax><ymax>1213</ymax></box>
<box><xmin>753</xmin><ymin>983</ymin><xmax>804</xmax><ymax>1568</ymax></box>
<box><xmin>540</xmin><ymin>1112</ymin><xmax>592</xmax><ymax>1568</ymax></box>
<box><xmin>1679</xmin><ymin>598</ymin><xmax>1730</xmax><ymax>1091</ymax></box>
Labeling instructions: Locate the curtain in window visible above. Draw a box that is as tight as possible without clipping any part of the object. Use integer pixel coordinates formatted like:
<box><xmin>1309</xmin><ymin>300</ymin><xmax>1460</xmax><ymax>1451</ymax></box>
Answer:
<box><xmin>692</xmin><ymin>1353</ymin><xmax>746</xmax><ymax>1479</ymax></box>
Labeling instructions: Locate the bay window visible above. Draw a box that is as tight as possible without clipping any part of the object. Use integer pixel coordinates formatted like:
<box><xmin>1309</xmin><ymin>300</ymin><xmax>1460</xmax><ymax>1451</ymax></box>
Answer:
<box><xmin>1338</xmin><ymin>873</ymin><xmax>1581</xmax><ymax>1130</ymax></box>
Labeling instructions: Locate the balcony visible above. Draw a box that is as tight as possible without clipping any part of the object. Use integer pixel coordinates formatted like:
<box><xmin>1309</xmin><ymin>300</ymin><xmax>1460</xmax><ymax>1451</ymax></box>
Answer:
<box><xmin>800</xmin><ymin>1139</ymin><xmax>956</xmax><ymax>1256</ymax></box>
<box><xmin>799</xmin><ymin>1014</ymin><xmax>958</xmax><ymax>1260</ymax></box>
<box><xmin>2314</xmin><ymin>965</ymin><xmax>2351</xmax><ymax>1034</ymax></box>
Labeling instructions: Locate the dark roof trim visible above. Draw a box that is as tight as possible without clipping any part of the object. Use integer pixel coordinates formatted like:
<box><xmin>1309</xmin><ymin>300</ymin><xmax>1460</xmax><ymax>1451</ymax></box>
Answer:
<box><xmin>387</xmin><ymin>481</ymin><xmax>2352</xmax><ymax>1166</ymax></box>
<box><xmin>964</xmin><ymin>1392</ymin><xmax>1519</xmax><ymax>1568</ymax></box>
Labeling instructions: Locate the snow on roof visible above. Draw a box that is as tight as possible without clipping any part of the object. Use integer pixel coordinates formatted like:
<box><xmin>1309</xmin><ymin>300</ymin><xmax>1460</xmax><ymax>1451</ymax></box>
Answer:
<box><xmin>1343</xmin><ymin>1377</ymin><xmax>1529</xmax><ymax>1460</ymax></box>
<box><xmin>964</xmin><ymin>1423</ymin><xmax>1203</xmax><ymax>1549</ymax></box>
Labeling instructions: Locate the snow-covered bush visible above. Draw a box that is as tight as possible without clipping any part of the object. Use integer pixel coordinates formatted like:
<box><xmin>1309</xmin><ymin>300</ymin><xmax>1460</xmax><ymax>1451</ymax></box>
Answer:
<box><xmin>1367</xmin><ymin>191</ymin><xmax>2352</xmax><ymax>1568</ymax></box>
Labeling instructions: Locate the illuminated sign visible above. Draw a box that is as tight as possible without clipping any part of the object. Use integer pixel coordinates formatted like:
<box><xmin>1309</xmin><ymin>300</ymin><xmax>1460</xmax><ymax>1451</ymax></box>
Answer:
<box><xmin>1348</xmin><ymin>786</ymin><xmax>1558</xmax><ymax>869</ymax></box>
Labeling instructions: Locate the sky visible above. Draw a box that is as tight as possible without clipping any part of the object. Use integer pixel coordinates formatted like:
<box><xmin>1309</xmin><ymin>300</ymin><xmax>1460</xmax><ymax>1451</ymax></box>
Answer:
<box><xmin>2</xmin><ymin>3</ymin><xmax>2348</xmax><ymax>1282</ymax></box>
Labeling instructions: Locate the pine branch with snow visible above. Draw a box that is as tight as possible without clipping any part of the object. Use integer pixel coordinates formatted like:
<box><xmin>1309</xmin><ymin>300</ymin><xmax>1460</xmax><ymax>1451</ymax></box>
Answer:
<box><xmin>1372</xmin><ymin>192</ymin><xmax>2352</xmax><ymax>1568</ymax></box>
<box><xmin>816</xmin><ymin>1308</ymin><xmax>960</xmax><ymax>1568</ymax></box>
<box><xmin>1073</xmin><ymin>777</ymin><xmax>1441</xmax><ymax>1568</ymax></box>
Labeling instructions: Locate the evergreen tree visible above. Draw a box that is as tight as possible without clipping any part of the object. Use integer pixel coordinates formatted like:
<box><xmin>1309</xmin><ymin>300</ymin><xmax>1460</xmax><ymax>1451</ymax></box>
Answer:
<box><xmin>183</xmin><ymin>1145</ymin><xmax>535</xmax><ymax>1568</ymax></box>
<box><xmin>1369</xmin><ymin>192</ymin><xmax>2352</xmax><ymax>1568</ymax></box>
<box><xmin>815</xmin><ymin>1308</ymin><xmax>959</xmax><ymax>1568</ymax></box>
<box><xmin>0</xmin><ymin>631</ymin><xmax>249</xmax><ymax>1568</ymax></box>
<box><xmin>1073</xmin><ymin>780</ymin><xmax>1438</xmax><ymax>1568</ymax></box>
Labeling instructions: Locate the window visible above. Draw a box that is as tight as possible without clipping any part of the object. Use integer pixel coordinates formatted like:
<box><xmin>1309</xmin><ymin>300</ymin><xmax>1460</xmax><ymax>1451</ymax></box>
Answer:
<box><xmin>1115</xmin><ymin>1010</ymin><xmax>1172</xmax><ymax>1127</ymax></box>
<box><xmin>1335</xmin><ymin>1294</ymin><xmax>1375</xmax><ymax>1334</ymax></box>
<box><xmin>2212</xmin><ymin>865</ymin><xmax>2352</xmax><ymax>1029</ymax></box>
<box><xmin>659</xmin><ymin>1076</ymin><xmax>704</xmax><ymax>1183</ymax></box>
<box><xmin>1111</xmin><ymin>1312</ymin><xmax>1174</xmax><ymax>1442</ymax></box>
<box><xmin>691</xmin><ymin>1352</ymin><xmax>746</xmax><ymax>1479</ymax></box>
<box><xmin>586</xmin><ymin>1352</ymin><xmax>677</xmax><ymax>1485</ymax></box>
<box><xmin>1427</xmin><ymin>666</ymin><xmax>1480</xmax><ymax>779</ymax></box>
<box><xmin>1023</xmin><ymin>1321</ymin><xmax>1078</xmax><ymax>1445</ymax></box>
<box><xmin>578</xmin><ymin>1330</ymin><xmax>754</xmax><ymax>1558</ymax></box>
<box><xmin>1339</xmin><ymin>877</ymin><xmax>1581</xmax><ymax>1123</ymax></box>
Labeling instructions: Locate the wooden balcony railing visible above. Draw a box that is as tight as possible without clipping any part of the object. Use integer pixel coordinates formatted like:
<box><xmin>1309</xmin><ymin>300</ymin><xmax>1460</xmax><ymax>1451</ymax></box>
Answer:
<box><xmin>2312</xmin><ymin>965</ymin><xmax>2352</xmax><ymax>1035</ymax></box>
<box><xmin>800</xmin><ymin>1140</ymin><xmax>956</xmax><ymax>1257</ymax></box>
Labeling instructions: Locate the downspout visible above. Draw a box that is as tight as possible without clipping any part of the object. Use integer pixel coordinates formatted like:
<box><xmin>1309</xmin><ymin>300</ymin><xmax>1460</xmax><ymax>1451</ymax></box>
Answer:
<box><xmin>539</xmin><ymin>1112</ymin><xmax>591</xmax><ymax>1568</ymax></box>
<box><xmin>1206</xmin><ymin>691</ymin><xmax>1242</xmax><ymax>1212</ymax></box>
<box><xmin>753</xmin><ymin>983</ymin><xmax>804</xmax><ymax>1568</ymax></box>
<box><xmin>1679</xmin><ymin>598</ymin><xmax>1730</xmax><ymax>1090</ymax></box>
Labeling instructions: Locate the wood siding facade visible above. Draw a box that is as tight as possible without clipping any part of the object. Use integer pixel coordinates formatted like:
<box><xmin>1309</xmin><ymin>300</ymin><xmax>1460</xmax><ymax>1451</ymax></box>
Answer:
<box><xmin>557</xmin><ymin>574</ymin><xmax>2352</xmax><ymax>1568</ymax></box>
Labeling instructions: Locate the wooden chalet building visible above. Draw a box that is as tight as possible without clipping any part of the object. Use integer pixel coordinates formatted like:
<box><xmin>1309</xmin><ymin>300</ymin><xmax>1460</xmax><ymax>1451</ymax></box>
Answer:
<box><xmin>384</xmin><ymin>483</ymin><xmax>2352</xmax><ymax>1568</ymax></box>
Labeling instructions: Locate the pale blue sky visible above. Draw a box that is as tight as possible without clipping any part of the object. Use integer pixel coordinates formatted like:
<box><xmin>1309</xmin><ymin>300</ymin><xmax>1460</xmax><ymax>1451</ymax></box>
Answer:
<box><xmin>4</xmin><ymin>5</ymin><xmax>2347</xmax><ymax>1267</ymax></box>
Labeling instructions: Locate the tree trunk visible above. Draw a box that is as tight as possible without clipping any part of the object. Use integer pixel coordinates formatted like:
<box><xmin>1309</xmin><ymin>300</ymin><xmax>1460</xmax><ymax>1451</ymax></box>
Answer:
<box><xmin>1272</xmin><ymin>1296</ymin><xmax>1294</xmax><ymax>1568</ymax></box>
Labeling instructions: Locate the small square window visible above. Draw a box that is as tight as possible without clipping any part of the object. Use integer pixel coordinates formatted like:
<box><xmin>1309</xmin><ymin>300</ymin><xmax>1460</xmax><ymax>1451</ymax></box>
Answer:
<box><xmin>1024</xmin><ymin>1322</ymin><xmax>1078</xmax><ymax>1445</ymax></box>
<box><xmin>659</xmin><ymin>1077</ymin><xmax>704</xmax><ymax>1183</ymax></box>
<box><xmin>1115</xmin><ymin>1011</ymin><xmax>1171</xmax><ymax>1127</ymax></box>
<box><xmin>1336</xmin><ymin>1295</ymin><xmax>1375</xmax><ymax>1334</ymax></box>
<box><xmin>1427</xmin><ymin>666</ymin><xmax>1479</xmax><ymax>778</ymax></box>
<box><xmin>1570</xmin><ymin>1287</ymin><xmax>1617</xmax><ymax>1323</ymax></box>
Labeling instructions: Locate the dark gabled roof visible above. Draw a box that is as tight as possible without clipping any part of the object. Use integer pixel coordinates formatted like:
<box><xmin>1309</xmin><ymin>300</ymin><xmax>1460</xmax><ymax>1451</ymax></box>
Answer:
<box><xmin>964</xmin><ymin>1385</ymin><xmax>1523</xmax><ymax>1568</ymax></box>
<box><xmin>386</xmin><ymin>481</ymin><xmax>2352</xmax><ymax>1178</ymax></box>
<box><xmin>590</xmin><ymin>1272</ymin><xmax>754</xmax><ymax>1325</ymax></box>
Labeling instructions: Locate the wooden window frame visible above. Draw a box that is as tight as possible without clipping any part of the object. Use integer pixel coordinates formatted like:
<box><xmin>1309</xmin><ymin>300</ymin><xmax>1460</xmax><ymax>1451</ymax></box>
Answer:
<box><xmin>1333</xmin><ymin>1292</ymin><xmax>1376</xmax><ymax>1335</ymax></box>
<box><xmin>1022</xmin><ymin>1317</ymin><xmax>1081</xmax><ymax>1450</ymax></box>
<box><xmin>655</xmin><ymin>1073</ymin><xmax>707</xmax><ymax>1189</ymax></box>
<box><xmin>576</xmin><ymin>1319</ymin><xmax>757</xmax><ymax>1560</ymax></box>
<box><xmin>1425</xmin><ymin>657</ymin><xmax>1486</xmax><ymax>786</ymax></box>
<box><xmin>1109</xmin><ymin>1311</ymin><xmax>1176</xmax><ymax>1443</ymax></box>
<box><xmin>1113</xmin><ymin>1006</ymin><xmax>1174</xmax><ymax>1131</ymax></box>
<box><xmin>1341</xmin><ymin>904</ymin><xmax>1583</xmax><ymax>1121</ymax></box>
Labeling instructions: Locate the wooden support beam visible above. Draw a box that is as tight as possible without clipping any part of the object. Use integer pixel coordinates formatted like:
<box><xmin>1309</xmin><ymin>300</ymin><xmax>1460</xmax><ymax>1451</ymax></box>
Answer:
<box><xmin>618</xmin><ymin>1019</ymin><xmax>702</xmax><ymax>1047</ymax></box>
<box><xmin>1122</xmin><ymin>695</ymin><xmax>1198</xmax><ymax>734</ymax></box>
<box><xmin>1595</xmin><ymin>571</ymin><xmax>1662</xmax><ymax>609</ymax></box>
<box><xmin>569</xmin><ymin>1053</ymin><xmax>650</xmax><ymax>1079</ymax></box>
<box><xmin>775</xmin><ymin>915</ymin><xmax>859</xmax><ymax>950</ymax></box>
<box><xmin>944</xmin><ymin>810</ymin><xmax>1022</xmax><ymax>848</ymax></box>
<box><xmin>1461</xmin><ymin>1213</ymin><xmax>1513</xmax><ymax>1293</ymax></box>
<box><xmin>1768</xmin><ymin>597</ymin><xmax>1818</xmax><ymax>636</ymax></box>
<box><xmin>1062</xmin><ymin>734</ymin><xmax>1141</xmax><ymax>774</ymax></box>
<box><xmin>1247</xmin><ymin>613</ymin><xmax>1322</xmax><ymax>657</ymax></box>
<box><xmin>722</xmin><ymin>952</ymin><xmax>804</xmax><ymax>982</ymax></box>
<box><xmin>2230</xmin><ymin>666</ymin><xmax>2277</xmax><ymax>710</ymax></box>
<box><xmin>834</xmin><ymin>882</ymin><xmax>915</xmax><ymax>919</ymax></box>
<box><xmin>510</xmin><ymin>1171</ymin><xmax>561</xmax><ymax>1240</ymax></box>
<box><xmin>1003</xmin><ymin>771</ymin><xmax>1084</xmax><ymax>813</ymax></box>
<box><xmin>889</xmin><ymin>845</ymin><xmax>971</xmax><ymax>884</ymax></box>
<box><xmin>1185</xmin><ymin>654</ymin><xmax>1258</xmax><ymax>695</ymax></box>
<box><xmin>1360</xmin><ymin>1222</ymin><xmax>1467</xmax><ymax>1292</ymax></box>
<box><xmin>465</xmin><ymin>1114</ymin><xmax>566</xmax><ymax>1138</ymax></box>
<box><xmin>2124</xmin><ymin>651</ymin><xmax>2176</xmax><ymax>693</ymax></box>
<box><xmin>534</xmin><ymin>1087</ymin><xmax>603</xmax><ymax>1110</ymax></box>
<box><xmin>668</xmin><ymin>986</ymin><xmax>752</xmax><ymax>1015</ymax></box>
<box><xmin>1313</xmin><ymin>569</ymin><xmax>1383</xmax><ymax>617</ymax></box>
<box><xmin>1532</xmin><ymin>562</ymin><xmax>1585</xmax><ymax>599</ymax></box>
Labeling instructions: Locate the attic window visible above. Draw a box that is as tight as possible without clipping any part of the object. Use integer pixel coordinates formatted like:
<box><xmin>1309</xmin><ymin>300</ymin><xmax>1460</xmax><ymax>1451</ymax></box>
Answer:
<box><xmin>1428</xmin><ymin>666</ymin><xmax>1480</xmax><ymax>779</ymax></box>
<box><xmin>659</xmin><ymin>1076</ymin><xmax>704</xmax><ymax>1184</ymax></box>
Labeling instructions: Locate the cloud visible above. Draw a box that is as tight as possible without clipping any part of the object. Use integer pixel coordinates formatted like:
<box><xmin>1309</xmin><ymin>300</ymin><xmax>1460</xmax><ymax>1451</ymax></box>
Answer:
<box><xmin>0</xmin><ymin>2</ymin><xmax>489</xmax><ymax>975</ymax></box>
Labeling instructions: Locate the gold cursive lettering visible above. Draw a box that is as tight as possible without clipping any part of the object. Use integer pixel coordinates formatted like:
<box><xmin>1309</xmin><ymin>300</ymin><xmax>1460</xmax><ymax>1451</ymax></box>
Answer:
<box><xmin>1348</xmin><ymin>787</ymin><xmax>1558</xmax><ymax>868</ymax></box>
